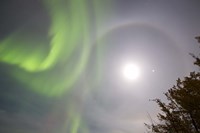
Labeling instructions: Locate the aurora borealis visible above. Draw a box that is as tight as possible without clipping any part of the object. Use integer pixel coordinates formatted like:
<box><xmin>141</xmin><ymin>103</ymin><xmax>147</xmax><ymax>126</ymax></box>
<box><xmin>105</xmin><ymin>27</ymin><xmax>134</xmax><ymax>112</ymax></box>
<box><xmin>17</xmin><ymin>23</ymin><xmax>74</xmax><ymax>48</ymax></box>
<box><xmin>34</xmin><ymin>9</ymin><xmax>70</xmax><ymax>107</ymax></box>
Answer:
<box><xmin>0</xmin><ymin>0</ymin><xmax>102</xmax><ymax>96</ymax></box>
<box><xmin>1</xmin><ymin>0</ymin><xmax>200</xmax><ymax>132</ymax></box>
<box><xmin>0</xmin><ymin>0</ymin><xmax>104</xmax><ymax>132</ymax></box>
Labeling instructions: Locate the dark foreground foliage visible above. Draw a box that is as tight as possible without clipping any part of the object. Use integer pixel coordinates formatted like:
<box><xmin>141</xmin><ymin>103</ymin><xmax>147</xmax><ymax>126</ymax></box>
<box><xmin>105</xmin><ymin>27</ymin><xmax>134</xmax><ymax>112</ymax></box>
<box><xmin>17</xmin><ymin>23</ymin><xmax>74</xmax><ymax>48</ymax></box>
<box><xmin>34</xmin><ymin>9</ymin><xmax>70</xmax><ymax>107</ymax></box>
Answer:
<box><xmin>145</xmin><ymin>37</ymin><xmax>200</xmax><ymax>133</ymax></box>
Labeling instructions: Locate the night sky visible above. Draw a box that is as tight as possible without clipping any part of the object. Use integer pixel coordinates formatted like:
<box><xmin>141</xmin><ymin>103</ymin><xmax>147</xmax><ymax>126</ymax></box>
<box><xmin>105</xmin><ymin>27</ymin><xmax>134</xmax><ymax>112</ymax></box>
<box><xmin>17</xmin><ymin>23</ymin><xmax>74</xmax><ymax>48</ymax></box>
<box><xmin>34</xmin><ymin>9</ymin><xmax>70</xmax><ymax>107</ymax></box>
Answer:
<box><xmin>0</xmin><ymin>0</ymin><xmax>200</xmax><ymax>133</ymax></box>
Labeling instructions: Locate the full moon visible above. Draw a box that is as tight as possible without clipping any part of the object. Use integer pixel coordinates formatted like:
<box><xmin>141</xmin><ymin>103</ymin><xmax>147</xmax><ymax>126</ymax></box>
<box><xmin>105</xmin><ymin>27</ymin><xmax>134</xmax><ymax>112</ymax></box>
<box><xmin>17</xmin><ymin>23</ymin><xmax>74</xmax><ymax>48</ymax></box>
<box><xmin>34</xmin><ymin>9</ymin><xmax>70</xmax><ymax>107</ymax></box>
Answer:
<box><xmin>122</xmin><ymin>63</ymin><xmax>141</xmax><ymax>81</ymax></box>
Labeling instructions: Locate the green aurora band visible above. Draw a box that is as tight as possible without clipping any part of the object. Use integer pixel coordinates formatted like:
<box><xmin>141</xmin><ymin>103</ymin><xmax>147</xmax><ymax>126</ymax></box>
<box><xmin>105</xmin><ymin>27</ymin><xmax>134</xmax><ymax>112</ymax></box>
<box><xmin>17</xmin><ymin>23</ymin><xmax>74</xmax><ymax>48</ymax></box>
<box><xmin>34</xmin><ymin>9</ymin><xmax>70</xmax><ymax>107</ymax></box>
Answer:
<box><xmin>0</xmin><ymin>0</ymin><xmax>109</xmax><ymax>132</ymax></box>
<box><xmin>0</xmin><ymin>0</ymin><xmax>104</xmax><ymax>97</ymax></box>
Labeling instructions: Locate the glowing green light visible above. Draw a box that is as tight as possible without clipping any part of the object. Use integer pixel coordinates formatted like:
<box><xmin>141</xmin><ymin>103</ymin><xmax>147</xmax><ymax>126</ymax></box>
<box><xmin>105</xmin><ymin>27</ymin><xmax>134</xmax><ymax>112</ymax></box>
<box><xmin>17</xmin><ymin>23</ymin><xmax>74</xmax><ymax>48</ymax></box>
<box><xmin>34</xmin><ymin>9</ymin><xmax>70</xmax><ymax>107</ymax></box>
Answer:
<box><xmin>0</xmin><ymin>0</ymin><xmax>108</xmax><ymax>132</ymax></box>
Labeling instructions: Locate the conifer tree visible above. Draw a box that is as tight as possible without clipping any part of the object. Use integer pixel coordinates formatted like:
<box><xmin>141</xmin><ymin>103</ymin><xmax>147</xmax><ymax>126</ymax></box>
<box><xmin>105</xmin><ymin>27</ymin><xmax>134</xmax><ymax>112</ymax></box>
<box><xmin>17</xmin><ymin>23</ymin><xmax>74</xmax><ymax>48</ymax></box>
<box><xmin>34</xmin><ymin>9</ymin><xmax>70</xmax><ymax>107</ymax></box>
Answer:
<box><xmin>145</xmin><ymin>37</ymin><xmax>200</xmax><ymax>133</ymax></box>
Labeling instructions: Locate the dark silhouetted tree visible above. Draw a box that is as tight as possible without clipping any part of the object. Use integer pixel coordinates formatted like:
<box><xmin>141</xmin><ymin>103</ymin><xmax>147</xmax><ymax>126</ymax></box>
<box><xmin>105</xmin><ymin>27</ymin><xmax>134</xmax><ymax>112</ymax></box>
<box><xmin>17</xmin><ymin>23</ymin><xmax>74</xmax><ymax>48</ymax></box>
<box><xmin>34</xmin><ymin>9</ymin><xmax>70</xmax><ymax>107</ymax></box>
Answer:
<box><xmin>145</xmin><ymin>37</ymin><xmax>200</xmax><ymax>133</ymax></box>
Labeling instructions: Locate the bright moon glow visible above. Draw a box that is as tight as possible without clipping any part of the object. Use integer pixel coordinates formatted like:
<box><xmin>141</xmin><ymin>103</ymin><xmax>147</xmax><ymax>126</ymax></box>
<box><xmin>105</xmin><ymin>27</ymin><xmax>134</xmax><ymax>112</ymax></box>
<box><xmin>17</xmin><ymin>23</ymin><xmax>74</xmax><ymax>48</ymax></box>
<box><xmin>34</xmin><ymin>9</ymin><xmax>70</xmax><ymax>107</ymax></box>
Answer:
<box><xmin>122</xmin><ymin>63</ymin><xmax>140</xmax><ymax>81</ymax></box>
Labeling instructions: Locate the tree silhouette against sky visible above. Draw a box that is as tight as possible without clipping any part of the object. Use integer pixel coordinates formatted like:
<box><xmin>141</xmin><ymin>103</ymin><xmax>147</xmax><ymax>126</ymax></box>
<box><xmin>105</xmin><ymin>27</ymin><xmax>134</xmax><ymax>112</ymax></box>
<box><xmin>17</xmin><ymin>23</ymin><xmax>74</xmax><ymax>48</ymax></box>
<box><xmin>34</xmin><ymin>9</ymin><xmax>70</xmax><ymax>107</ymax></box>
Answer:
<box><xmin>145</xmin><ymin>37</ymin><xmax>200</xmax><ymax>133</ymax></box>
